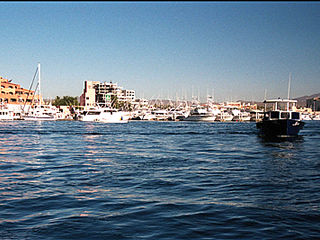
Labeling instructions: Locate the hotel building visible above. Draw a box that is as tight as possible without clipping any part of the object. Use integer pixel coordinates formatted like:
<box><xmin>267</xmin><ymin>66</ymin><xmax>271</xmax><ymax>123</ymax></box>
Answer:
<box><xmin>0</xmin><ymin>76</ymin><xmax>38</xmax><ymax>108</ymax></box>
<box><xmin>80</xmin><ymin>80</ymin><xmax>135</xmax><ymax>108</ymax></box>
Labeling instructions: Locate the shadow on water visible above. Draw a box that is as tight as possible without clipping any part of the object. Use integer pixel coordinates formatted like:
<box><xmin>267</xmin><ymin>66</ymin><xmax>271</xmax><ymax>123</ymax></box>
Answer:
<box><xmin>257</xmin><ymin>134</ymin><xmax>304</xmax><ymax>155</ymax></box>
<box><xmin>258</xmin><ymin>135</ymin><xmax>304</xmax><ymax>144</ymax></box>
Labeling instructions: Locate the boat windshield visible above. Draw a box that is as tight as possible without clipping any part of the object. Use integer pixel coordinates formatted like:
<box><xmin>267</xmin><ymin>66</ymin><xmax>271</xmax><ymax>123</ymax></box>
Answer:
<box><xmin>270</xmin><ymin>111</ymin><xmax>279</xmax><ymax>119</ymax></box>
<box><xmin>103</xmin><ymin>110</ymin><xmax>117</xmax><ymax>113</ymax></box>
<box><xmin>281</xmin><ymin>112</ymin><xmax>290</xmax><ymax>119</ymax></box>
<box><xmin>87</xmin><ymin>111</ymin><xmax>100</xmax><ymax>115</ymax></box>
<box><xmin>266</xmin><ymin>111</ymin><xmax>300</xmax><ymax>120</ymax></box>
<box><xmin>291</xmin><ymin>112</ymin><xmax>300</xmax><ymax>120</ymax></box>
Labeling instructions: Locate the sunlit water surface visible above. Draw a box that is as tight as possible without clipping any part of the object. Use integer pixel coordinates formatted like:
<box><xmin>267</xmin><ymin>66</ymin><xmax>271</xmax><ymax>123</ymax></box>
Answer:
<box><xmin>0</xmin><ymin>121</ymin><xmax>319</xmax><ymax>239</ymax></box>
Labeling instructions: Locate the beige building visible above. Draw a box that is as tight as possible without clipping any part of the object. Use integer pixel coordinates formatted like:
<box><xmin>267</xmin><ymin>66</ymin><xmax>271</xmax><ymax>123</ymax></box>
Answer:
<box><xmin>80</xmin><ymin>81</ymin><xmax>100</xmax><ymax>108</ymax></box>
<box><xmin>80</xmin><ymin>80</ymin><xmax>135</xmax><ymax>108</ymax></box>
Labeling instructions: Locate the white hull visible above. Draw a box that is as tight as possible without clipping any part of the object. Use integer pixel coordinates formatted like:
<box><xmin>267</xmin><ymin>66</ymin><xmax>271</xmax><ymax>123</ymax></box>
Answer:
<box><xmin>98</xmin><ymin>112</ymin><xmax>128</xmax><ymax>123</ymax></box>
<box><xmin>216</xmin><ymin>115</ymin><xmax>233</xmax><ymax>121</ymax></box>
<box><xmin>0</xmin><ymin>111</ymin><xmax>14</xmax><ymax>120</ymax></box>
<box><xmin>79</xmin><ymin>107</ymin><xmax>128</xmax><ymax>123</ymax></box>
<box><xmin>23</xmin><ymin>116</ymin><xmax>56</xmax><ymax>121</ymax></box>
<box><xmin>312</xmin><ymin>115</ymin><xmax>320</xmax><ymax>120</ymax></box>
<box><xmin>184</xmin><ymin>115</ymin><xmax>216</xmax><ymax>122</ymax></box>
<box><xmin>98</xmin><ymin>119</ymin><xmax>128</xmax><ymax>123</ymax></box>
<box><xmin>232</xmin><ymin>115</ymin><xmax>251</xmax><ymax>121</ymax></box>
<box><xmin>0</xmin><ymin>116</ymin><xmax>14</xmax><ymax>121</ymax></box>
<box><xmin>22</xmin><ymin>105</ymin><xmax>59</xmax><ymax>121</ymax></box>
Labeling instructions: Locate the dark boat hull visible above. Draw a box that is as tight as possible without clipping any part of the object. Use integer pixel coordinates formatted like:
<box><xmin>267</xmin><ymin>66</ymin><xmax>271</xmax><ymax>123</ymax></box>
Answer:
<box><xmin>256</xmin><ymin>119</ymin><xmax>304</xmax><ymax>137</ymax></box>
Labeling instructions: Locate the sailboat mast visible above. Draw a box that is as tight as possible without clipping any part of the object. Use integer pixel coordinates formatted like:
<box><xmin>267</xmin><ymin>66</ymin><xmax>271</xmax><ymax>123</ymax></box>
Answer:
<box><xmin>38</xmin><ymin>63</ymin><xmax>41</xmax><ymax>105</ymax></box>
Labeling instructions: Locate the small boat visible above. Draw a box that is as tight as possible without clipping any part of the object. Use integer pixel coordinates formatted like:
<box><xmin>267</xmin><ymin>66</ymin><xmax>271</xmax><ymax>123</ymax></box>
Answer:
<box><xmin>256</xmin><ymin>99</ymin><xmax>305</xmax><ymax>137</ymax></box>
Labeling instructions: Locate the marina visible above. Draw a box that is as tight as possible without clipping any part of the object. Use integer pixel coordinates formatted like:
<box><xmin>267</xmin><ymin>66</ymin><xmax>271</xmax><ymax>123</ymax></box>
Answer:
<box><xmin>1</xmin><ymin>64</ymin><xmax>320</xmax><ymax>125</ymax></box>
<box><xmin>1</xmin><ymin>2</ymin><xmax>320</xmax><ymax>239</ymax></box>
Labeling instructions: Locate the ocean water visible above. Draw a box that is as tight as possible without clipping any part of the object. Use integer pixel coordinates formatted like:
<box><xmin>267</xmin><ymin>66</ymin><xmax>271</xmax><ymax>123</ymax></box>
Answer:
<box><xmin>0</xmin><ymin>120</ymin><xmax>319</xmax><ymax>240</ymax></box>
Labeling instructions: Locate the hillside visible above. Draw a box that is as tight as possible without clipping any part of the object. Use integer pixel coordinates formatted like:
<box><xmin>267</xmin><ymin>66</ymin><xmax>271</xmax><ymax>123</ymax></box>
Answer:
<box><xmin>294</xmin><ymin>93</ymin><xmax>320</xmax><ymax>107</ymax></box>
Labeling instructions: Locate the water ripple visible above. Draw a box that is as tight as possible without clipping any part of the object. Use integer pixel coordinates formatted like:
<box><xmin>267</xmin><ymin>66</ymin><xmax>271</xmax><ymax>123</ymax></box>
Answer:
<box><xmin>0</xmin><ymin>121</ymin><xmax>319</xmax><ymax>239</ymax></box>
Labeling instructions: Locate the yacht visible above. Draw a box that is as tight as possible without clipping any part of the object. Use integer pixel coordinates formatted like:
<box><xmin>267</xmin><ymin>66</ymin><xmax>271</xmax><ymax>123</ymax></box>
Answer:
<box><xmin>256</xmin><ymin>99</ymin><xmax>305</xmax><ymax>137</ymax></box>
<box><xmin>183</xmin><ymin>107</ymin><xmax>216</xmax><ymax>122</ymax></box>
<box><xmin>232</xmin><ymin>110</ymin><xmax>251</xmax><ymax>122</ymax></box>
<box><xmin>301</xmin><ymin>113</ymin><xmax>313</xmax><ymax>121</ymax></box>
<box><xmin>78</xmin><ymin>106</ymin><xmax>128</xmax><ymax>123</ymax></box>
<box><xmin>312</xmin><ymin>114</ymin><xmax>320</xmax><ymax>120</ymax></box>
<box><xmin>216</xmin><ymin>109</ymin><xmax>233</xmax><ymax>122</ymax></box>
<box><xmin>0</xmin><ymin>108</ymin><xmax>14</xmax><ymax>120</ymax></box>
<box><xmin>141</xmin><ymin>111</ymin><xmax>157</xmax><ymax>121</ymax></box>
<box><xmin>169</xmin><ymin>108</ymin><xmax>190</xmax><ymax>121</ymax></box>
<box><xmin>151</xmin><ymin>109</ymin><xmax>172</xmax><ymax>121</ymax></box>
<box><xmin>23</xmin><ymin>104</ymin><xmax>59</xmax><ymax>121</ymax></box>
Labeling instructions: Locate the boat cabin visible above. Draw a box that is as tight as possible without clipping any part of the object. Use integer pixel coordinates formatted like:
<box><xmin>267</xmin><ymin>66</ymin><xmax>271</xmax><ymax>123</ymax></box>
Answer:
<box><xmin>263</xmin><ymin>111</ymin><xmax>300</xmax><ymax>120</ymax></box>
<box><xmin>262</xmin><ymin>99</ymin><xmax>301</xmax><ymax>121</ymax></box>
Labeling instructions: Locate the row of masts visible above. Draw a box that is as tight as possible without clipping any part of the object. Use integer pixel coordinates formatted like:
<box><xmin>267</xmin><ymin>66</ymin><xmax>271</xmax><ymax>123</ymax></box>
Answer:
<box><xmin>30</xmin><ymin>63</ymin><xmax>294</xmax><ymax>110</ymax></box>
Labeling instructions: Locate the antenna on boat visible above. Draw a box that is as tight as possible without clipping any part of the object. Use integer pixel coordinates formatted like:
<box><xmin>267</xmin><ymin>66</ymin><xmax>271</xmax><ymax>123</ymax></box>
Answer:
<box><xmin>287</xmin><ymin>73</ymin><xmax>291</xmax><ymax>100</ymax></box>
<box><xmin>212</xmin><ymin>88</ymin><xmax>214</xmax><ymax>103</ymax></box>
<box><xmin>287</xmin><ymin>73</ymin><xmax>292</xmax><ymax>111</ymax></box>
<box><xmin>264</xmin><ymin>89</ymin><xmax>267</xmax><ymax>111</ymax></box>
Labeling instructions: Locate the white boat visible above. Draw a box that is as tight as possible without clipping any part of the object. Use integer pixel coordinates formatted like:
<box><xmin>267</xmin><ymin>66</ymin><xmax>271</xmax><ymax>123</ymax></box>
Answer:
<box><xmin>232</xmin><ymin>110</ymin><xmax>251</xmax><ymax>122</ymax></box>
<box><xmin>301</xmin><ymin>113</ymin><xmax>313</xmax><ymax>121</ymax></box>
<box><xmin>169</xmin><ymin>108</ymin><xmax>190</xmax><ymax>121</ymax></box>
<box><xmin>79</xmin><ymin>106</ymin><xmax>128</xmax><ymax>123</ymax></box>
<box><xmin>0</xmin><ymin>108</ymin><xmax>14</xmax><ymax>120</ymax></box>
<box><xmin>183</xmin><ymin>107</ymin><xmax>216</xmax><ymax>122</ymax></box>
<box><xmin>312</xmin><ymin>114</ymin><xmax>320</xmax><ymax>120</ymax></box>
<box><xmin>151</xmin><ymin>109</ymin><xmax>172</xmax><ymax>121</ymax></box>
<box><xmin>141</xmin><ymin>111</ymin><xmax>157</xmax><ymax>121</ymax></box>
<box><xmin>217</xmin><ymin>110</ymin><xmax>233</xmax><ymax>122</ymax></box>
<box><xmin>23</xmin><ymin>104</ymin><xmax>59</xmax><ymax>121</ymax></box>
<box><xmin>22</xmin><ymin>63</ymin><xmax>59</xmax><ymax>121</ymax></box>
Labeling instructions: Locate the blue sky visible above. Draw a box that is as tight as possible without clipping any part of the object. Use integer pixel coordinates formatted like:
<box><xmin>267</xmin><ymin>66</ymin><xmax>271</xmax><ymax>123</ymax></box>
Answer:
<box><xmin>1</xmin><ymin>2</ymin><xmax>320</xmax><ymax>102</ymax></box>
